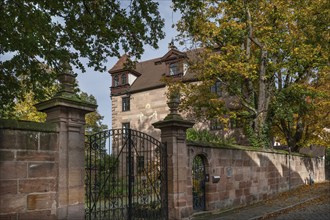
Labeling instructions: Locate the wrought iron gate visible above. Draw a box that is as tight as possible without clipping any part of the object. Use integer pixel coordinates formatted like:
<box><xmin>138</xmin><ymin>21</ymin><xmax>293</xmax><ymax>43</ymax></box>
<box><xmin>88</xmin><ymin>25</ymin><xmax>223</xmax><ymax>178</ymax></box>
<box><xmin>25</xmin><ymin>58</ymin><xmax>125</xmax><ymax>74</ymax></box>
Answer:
<box><xmin>85</xmin><ymin>129</ymin><xmax>168</xmax><ymax>220</ymax></box>
<box><xmin>192</xmin><ymin>155</ymin><xmax>206</xmax><ymax>211</ymax></box>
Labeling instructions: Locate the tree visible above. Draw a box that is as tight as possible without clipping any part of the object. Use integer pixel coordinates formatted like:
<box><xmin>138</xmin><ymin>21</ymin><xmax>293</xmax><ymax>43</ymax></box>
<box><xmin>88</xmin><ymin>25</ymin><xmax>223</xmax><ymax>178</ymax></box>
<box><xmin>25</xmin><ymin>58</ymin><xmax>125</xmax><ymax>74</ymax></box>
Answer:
<box><xmin>12</xmin><ymin>92</ymin><xmax>48</xmax><ymax>122</ymax></box>
<box><xmin>10</xmin><ymin>90</ymin><xmax>108</xmax><ymax>135</ymax></box>
<box><xmin>0</xmin><ymin>0</ymin><xmax>165</xmax><ymax>116</ymax></box>
<box><xmin>172</xmin><ymin>0</ymin><xmax>329</xmax><ymax>150</ymax></box>
<box><xmin>79</xmin><ymin>92</ymin><xmax>108</xmax><ymax>135</ymax></box>
<box><xmin>7</xmin><ymin>80</ymin><xmax>59</xmax><ymax>121</ymax></box>
<box><xmin>271</xmin><ymin>75</ymin><xmax>330</xmax><ymax>150</ymax></box>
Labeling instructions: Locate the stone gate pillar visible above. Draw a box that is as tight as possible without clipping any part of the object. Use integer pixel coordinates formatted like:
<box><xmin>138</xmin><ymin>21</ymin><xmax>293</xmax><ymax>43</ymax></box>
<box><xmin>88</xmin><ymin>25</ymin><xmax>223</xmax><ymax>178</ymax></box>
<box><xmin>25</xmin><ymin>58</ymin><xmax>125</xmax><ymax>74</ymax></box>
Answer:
<box><xmin>36</xmin><ymin>63</ymin><xmax>96</xmax><ymax>219</ymax></box>
<box><xmin>153</xmin><ymin>95</ymin><xmax>194</xmax><ymax>220</ymax></box>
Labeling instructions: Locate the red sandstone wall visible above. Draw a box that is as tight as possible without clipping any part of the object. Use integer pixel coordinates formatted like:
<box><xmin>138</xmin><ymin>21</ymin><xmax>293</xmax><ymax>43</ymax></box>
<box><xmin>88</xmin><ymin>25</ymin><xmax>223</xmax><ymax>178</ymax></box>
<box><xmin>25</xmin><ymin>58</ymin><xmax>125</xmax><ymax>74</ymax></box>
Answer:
<box><xmin>0</xmin><ymin>126</ymin><xmax>58</xmax><ymax>219</ymax></box>
<box><xmin>187</xmin><ymin>144</ymin><xmax>325</xmax><ymax>212</ymax></box>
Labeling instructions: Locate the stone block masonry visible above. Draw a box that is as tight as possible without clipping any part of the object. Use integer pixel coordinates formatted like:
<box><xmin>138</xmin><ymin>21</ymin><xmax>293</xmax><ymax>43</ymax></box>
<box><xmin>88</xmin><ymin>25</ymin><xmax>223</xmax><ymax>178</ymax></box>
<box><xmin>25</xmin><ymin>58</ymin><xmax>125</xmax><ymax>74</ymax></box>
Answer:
<box><xmin>153</xmin><ymin>96</ymin><xmax>325</xmax><ymax>219</ymax></box>
<box><xmin>0</xmin><ymin>120</ymin><xmax>58</xmax><ymax>219</ymax></box>
<box><xmin>0</xmin><ymin>98</ymin><xmax>95</xmax><ymax>219</ymax></box>
<box><xmin>187</xmin><ymin>144</ymin><xmax>326</xmax><ymax>213</ymax></box>
<box><xmin>112</xmin><ymin>87</ymin><xmax>169</xmax><ymax>138</ymax></box>
<box><xmin>0</xmin><ymin>65</ymin><xmax>95</xmax><ymax>219</ymax></box>
<box><xmin>151</xmin><ymin>93</ymin><xmax>317</xmax><ymax>219</ymax></box>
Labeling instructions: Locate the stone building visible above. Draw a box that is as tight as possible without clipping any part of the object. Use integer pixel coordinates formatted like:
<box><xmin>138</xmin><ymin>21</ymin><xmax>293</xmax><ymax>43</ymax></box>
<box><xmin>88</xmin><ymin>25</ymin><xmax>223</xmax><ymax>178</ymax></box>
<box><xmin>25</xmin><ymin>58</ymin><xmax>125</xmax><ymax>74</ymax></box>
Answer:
<box><xmin>110</xmin><ymin>44</ymin><xmax>190</xmax><ymax>138</ymax></box>
<box><xmin>109</xmin><ymin>43</ymin><xmax>246</xmax><ymax>143</ymax></box>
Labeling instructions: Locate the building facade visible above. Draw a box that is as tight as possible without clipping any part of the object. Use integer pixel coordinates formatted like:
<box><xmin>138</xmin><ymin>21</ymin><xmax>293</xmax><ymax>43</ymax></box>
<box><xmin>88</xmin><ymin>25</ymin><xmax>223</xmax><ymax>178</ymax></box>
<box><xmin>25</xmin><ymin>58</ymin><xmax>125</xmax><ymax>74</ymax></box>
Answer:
<box><xmin>109</xmin><ymin>44</ymin><xmax>246</xmax><ymax>143</ymax></box>
<box><xmin>110</xmin><ymin>44</ymin><xmax>191</xmax><ymax>137</ymax></box>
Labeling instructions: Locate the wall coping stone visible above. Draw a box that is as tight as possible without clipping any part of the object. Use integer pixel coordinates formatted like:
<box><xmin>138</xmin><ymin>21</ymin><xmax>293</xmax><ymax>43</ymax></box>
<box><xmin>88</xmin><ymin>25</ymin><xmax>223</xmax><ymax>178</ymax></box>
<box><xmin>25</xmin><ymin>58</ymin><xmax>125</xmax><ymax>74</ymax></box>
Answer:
<box><xmin>153</xmin><ymin>118</ymin><xmax>195</xmax><ymax>130</ymax></box>
<box><xmin>35</xmin><ymin>96</ymin><xmax>97</xmax><ymax>113</ymax></box>
<box><xmin>187</xmin><ymin>141</ymin><xmax>314</xmax><ymax>158</ymax></box>
<box><xmin>0</xmin><ymin>119</ymin><xmax>57</xmax><ymax>132</ymax></box>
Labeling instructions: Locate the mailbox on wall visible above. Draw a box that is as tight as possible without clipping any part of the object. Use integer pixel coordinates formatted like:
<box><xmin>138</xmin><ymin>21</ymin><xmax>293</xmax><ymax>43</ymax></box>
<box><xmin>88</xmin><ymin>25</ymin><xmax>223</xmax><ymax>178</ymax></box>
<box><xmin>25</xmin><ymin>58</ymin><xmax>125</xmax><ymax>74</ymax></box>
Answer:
<box><xmin>212</xmin><ymin>175</ymin><xmax>220</xmax><ymax>183</ymax></box>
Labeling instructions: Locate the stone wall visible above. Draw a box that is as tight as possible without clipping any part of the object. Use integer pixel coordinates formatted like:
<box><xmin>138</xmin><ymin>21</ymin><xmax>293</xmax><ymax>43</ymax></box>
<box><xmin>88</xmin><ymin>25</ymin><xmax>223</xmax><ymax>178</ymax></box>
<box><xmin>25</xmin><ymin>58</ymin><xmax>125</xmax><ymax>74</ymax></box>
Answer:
<box><xmin>112</xmin><ymin>87</ymin><xmax>168</xmax><ymax>139</ymax></box>
<box><xmin>0</xmin><ymin>97</ymin><xmax>95</xmax><ymax>219</ymax></box>
<box><xmin>187</xmin><ymin>144</ymin><xmax>325</xmax><ymax>212</ymax></box>
<box><xmin>0</xmin><ymin>66</ymin><xmax>95</xmax><ymax>219</ymax></box>
<box><xmin>0</xmin><ymin>120</ymin><xmax>58</xmax><ymax>219</ymax></box>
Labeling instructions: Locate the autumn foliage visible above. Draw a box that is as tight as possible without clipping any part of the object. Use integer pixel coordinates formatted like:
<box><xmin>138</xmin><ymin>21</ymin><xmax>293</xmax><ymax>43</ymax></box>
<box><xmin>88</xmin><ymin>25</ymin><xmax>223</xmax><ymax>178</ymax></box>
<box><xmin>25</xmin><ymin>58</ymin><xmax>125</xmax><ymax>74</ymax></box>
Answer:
<box><xmin>172</xmin><ymin>0</ymin><xmax>329</xmax><ymax>150</ymax></box>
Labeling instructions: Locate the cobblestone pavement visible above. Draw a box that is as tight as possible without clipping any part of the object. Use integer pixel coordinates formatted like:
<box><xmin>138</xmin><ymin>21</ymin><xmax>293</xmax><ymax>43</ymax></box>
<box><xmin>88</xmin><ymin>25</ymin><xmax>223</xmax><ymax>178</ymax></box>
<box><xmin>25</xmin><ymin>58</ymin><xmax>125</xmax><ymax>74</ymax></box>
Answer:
<box><xmin>267</xmin><ymin>196</ymin><xmax>330</xmax><ymax>220</ymax></box>
<box><xmin>192</xmin><ymin>181</ymin><xmax>330</xmax><ymax>220</ymax></box>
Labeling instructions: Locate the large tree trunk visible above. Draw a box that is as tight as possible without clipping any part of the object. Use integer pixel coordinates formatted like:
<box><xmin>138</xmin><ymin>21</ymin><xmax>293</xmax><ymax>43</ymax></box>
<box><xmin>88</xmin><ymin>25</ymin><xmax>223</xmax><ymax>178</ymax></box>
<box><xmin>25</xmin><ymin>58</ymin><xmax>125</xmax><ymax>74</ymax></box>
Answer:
<box><xmin>255</xmin><ymin>49</ymin><xmax>269</xmax><ymax>142</ymax></box>
<box><xmin>280</xmin><ymin>117</ymin><xmax>305</xmax><ymax>152</ymax></box>
<box><xmin>246</xmin><ymin>7</ymin><xmax>271</xmax><ymax>146</ymax></box>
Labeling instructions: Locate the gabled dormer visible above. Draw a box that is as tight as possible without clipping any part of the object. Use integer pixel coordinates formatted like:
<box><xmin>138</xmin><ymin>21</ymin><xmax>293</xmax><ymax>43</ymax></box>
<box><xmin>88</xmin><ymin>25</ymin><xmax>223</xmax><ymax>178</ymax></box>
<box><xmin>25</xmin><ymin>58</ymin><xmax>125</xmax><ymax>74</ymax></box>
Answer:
<box><xmin>156</xmin><ymin>41</ymin><xmax>188</xmax><ymax>77</ymax></box>
<box><xmin>109</xmin><ymin>55</ymin><xmax>141</xmax><ymax>96</ymax></box>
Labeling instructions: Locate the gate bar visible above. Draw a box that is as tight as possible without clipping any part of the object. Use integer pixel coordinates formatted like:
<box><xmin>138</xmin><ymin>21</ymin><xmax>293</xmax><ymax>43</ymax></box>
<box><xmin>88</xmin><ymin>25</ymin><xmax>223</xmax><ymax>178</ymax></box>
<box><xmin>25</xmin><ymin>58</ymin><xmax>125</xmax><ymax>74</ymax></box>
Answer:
<box><xmin>128</xmin><ymin>129</ymin><xmax>132</xmax><ymax>220</ymax></box>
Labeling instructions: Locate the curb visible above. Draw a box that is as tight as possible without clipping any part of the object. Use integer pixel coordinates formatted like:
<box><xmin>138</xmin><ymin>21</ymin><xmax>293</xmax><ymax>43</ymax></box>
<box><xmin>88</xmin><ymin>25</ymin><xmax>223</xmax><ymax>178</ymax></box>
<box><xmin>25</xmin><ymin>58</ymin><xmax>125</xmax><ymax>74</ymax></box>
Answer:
<box><xmin>249</xmin><ymin>195</ymin><xmax>324</xmax><ymax>220</ymax></box>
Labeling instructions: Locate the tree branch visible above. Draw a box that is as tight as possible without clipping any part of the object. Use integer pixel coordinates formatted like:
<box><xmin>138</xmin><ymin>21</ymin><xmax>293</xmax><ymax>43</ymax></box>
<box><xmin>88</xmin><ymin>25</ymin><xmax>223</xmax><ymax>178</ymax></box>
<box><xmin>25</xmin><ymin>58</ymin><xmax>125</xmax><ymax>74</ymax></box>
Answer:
<box><xmin>83</xmin><ymin>0</ymin><xmax>93</xmax><ymax>16</ymax></box>
<box><xmin>216</xmin><ymin>76</ymin><xmax>257</xmax><ymax>116</ymax></box>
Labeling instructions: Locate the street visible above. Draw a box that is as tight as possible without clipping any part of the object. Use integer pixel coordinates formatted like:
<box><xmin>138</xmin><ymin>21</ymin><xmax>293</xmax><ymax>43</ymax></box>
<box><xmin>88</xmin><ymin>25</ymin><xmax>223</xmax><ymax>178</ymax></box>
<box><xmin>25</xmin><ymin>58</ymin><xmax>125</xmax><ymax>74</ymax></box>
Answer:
<box><xmin>267</xmin><ymin>196</ymin><xmax>330</xmax><ymax>220</ymax></box>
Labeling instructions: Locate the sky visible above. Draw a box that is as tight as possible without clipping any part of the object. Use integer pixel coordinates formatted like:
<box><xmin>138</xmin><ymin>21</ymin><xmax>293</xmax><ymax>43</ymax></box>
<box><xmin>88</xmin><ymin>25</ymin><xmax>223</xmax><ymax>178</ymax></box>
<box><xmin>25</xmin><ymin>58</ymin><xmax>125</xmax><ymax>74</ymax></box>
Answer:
<box><xmin>76</xmin><ymin>0</ymin><xmax>182</xmax><ymax>129</ymax></box>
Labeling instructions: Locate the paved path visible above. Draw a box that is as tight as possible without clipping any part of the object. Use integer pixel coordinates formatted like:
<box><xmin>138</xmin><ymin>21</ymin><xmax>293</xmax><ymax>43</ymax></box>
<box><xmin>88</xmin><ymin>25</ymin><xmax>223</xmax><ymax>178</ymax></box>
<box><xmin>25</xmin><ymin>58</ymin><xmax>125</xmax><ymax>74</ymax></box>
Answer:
<box><xmin>192</xmin><ymin>181</ymin><xmax>330</xmax><ymax>220</ymax></box>
<box><xmin>268</xmin><ymin>196</ymin><xmax>330</xmax><ymax>220</ymax></box>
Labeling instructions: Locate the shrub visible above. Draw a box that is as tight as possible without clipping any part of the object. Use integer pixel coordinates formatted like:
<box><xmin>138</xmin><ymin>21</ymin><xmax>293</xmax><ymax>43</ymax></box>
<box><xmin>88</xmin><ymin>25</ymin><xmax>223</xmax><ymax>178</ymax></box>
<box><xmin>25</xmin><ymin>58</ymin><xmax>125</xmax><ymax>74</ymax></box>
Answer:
<box><xmin>186</xmin><ymin>128</ymin><xmax>235</xmax><ymax>145</ymax></box>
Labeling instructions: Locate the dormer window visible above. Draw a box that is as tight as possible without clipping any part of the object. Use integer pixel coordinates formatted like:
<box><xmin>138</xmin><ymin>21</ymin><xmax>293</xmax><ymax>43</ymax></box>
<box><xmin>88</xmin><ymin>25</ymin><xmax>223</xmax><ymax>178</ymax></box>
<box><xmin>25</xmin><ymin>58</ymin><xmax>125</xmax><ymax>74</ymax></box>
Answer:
<box><xmin>169</xmin><ymin>63</ymin><xmax>179</xmax><ymax>76</ymax></box>
<box><xmin>109</xmin><ymin>54</ymin><xmax>141</xmax><ymax>96</ymax></box>
<box><xmin>157</xmin><ymin>42</ymin><xmax>187</xmax><ymax>77</ymax></box>
<box><xmin>113</xmin><ymin>75</ymin><xmax>119</xmax><ymax>87</ymax></box>
<box><xmin>121</xmin><ymin>73</ymin><xmax>127</xmax><ymax>85</ymax></box>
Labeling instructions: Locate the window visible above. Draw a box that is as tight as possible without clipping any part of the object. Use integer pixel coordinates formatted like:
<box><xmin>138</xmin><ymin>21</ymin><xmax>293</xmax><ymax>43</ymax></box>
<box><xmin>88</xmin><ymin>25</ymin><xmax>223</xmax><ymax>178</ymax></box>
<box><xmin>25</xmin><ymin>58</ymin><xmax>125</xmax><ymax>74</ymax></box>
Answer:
<box><xmin>210</xmin><ymin>80</ymin><xmax>222</xmax><ymax>96</ymax></box>
<box><xmin>230</xmin><ymin>118</ymin><xmax>243</xmax><ymax>129</ymax></box>
<box><xmin>137</xmin><ymin>156</ymin><xmax>144</xmax><ymax>173</ymax></box>
<box><xmin>113</xmin><ymin>75</ymin><xmax>119</xmax><ymax>87</ymax></box>
<box><xmin>121</xmin><ymin>73</ymin><xmax>127</xmax><ymax>85</ymax></box>
<box><xmin>122</xmin><ymin>122</ymin><xmax>130</xmax><ymax>131</ymax></box>
<box><xmin>210</xmin><ymin>118</ymin><xmax>223</xmax><ymax>130</ymax></box>
<box><xmin>169</xmin><ymin>63</ymin><xmax>178</xmax><ymax>76</ymax></box>
<box><xmin>122</xmin><ymin>122</ymin><xmax>130</xmax><ymax>137</ymax></box>
<box><xmin>122</xmin><ymin>97</ymin><xmax>130</xmax><ymax>111</ymax></box>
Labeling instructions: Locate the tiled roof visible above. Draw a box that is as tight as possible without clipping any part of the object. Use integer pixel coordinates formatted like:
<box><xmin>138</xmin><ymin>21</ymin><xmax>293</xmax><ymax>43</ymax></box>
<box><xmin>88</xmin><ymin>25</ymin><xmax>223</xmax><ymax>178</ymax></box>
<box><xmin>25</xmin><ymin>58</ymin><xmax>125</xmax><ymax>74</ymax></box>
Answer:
<box><xmin>129</xmin><ymin>57</ymin><xmax>166</xmax><ymax>93</ymax></box>
<box><xmin>109</xmin><ymin>54</ymin><xmax>130</xmax><ymax>73</ymax></box>
<box><xmin>110</xmin><ymin>49</ymin><xmax>202</xmax><ymax>94</ymax></box>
